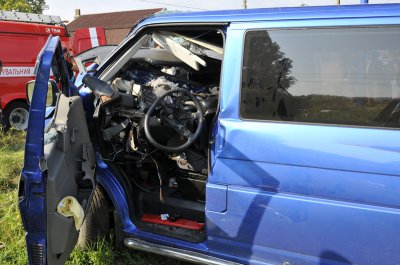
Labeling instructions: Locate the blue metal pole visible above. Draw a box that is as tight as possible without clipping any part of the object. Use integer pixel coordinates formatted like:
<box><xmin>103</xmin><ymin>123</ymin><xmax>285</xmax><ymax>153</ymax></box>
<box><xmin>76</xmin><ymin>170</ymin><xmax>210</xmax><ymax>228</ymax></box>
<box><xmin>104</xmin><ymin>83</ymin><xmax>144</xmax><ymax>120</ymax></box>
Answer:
<box><xmin>360</xmin><ymin>0</ymin><xmax>368</xmax><ymax>3</ymax></box>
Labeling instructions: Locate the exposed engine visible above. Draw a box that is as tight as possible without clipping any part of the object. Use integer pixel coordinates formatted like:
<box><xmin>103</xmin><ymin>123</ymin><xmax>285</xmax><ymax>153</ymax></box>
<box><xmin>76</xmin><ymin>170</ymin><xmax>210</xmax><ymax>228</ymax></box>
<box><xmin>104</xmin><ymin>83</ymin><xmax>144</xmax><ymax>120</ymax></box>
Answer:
<box><xmin>93</xmin><ymin>60</ymin><xmax>219</xmax><ymax>202</ymax></box>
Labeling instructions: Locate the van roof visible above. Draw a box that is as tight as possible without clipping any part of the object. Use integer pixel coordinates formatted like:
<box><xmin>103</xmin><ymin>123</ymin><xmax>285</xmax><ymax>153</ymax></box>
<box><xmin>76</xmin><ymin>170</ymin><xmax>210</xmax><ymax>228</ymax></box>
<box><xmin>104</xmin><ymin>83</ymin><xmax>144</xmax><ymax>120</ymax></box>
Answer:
<box><xmin>135</xmin><ymin>3</ymin><xmax>400</xmax><ymax>29</ymax></box>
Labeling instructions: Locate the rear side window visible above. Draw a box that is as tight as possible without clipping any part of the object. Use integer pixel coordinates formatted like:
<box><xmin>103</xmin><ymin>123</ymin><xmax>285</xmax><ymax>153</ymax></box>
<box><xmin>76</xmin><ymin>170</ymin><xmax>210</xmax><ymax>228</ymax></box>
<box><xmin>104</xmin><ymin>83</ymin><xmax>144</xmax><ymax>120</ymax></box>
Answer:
<box><xmin>240</xmin><ymin>27</ymin><xmax>400</xmax><ymax>128</ymax></box>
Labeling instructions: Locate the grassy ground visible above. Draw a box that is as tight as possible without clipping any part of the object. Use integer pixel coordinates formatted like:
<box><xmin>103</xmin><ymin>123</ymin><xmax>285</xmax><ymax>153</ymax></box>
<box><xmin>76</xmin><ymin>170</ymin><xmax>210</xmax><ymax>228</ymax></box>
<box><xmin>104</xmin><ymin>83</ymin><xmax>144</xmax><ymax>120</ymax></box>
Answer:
<box><xmin>0</xmin><ymin>130</ymin><xmax>191</xmax><ymax>265</ymax></box>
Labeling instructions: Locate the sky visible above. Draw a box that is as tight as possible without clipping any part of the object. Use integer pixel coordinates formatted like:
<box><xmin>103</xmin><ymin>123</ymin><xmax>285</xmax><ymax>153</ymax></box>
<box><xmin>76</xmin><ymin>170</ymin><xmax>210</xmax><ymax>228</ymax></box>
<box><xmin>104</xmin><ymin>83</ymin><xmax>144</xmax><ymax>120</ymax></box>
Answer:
<box><xmin>43</xmin><ymin>0</ymin><xmax>400</xmax><ymax>22</ymax></box>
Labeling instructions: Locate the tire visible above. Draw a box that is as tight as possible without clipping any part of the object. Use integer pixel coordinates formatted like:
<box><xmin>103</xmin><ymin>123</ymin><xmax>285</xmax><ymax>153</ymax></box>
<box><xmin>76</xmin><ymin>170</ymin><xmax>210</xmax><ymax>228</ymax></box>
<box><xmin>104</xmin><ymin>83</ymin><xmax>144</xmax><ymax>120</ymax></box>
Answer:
<box><xmin>113</xmin><ymin>210</ymin><xmax>125</xmax><ymax>251</ymax></box>
<box><xmin>2</xmin><ymin>101</ymin><xmax>29</xmax><ymax>131</ymax></box>
<box><xmin>78</xmin><ymin>186</ymin><xmax>111</xmax><ymax>248</ymax></box>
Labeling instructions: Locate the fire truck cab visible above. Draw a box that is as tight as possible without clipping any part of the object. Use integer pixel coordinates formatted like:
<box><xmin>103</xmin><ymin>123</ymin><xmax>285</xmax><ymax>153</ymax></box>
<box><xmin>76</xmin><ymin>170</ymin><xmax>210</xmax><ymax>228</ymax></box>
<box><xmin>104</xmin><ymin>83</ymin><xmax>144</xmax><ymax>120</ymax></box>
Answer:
<box><xmin>0</xmin><ymin>11</ymin><xmax>108</xmax><ymax>130</ymax></box>
<box><xmin>0</xmin><ymin>11</ymin><xmax>71</xmax><ymax>130</ymax></box>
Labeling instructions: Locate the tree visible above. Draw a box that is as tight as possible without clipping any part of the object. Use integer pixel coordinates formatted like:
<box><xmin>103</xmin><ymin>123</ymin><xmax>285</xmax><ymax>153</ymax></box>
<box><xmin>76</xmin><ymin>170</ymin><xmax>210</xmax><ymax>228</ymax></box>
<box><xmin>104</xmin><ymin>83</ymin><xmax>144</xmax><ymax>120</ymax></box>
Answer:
<box><xmin>26</xmin><ymin>0</ymin><xmax>47</xmax><ymax>14</ymax></box>
<box><xmin>243</xmin><ymin>31</ymin><xmax>295</xmax><ymax>92</ymax></box>
<box><xmin>0</xmin><ymin>0</ymin><xmax>32</xmax><ymax>13</ymax></box>
<box><xmin>0</xmin><ymin>0</ymin><xmax>47</xmax><ymax>14</ymax></box>
<box><xmin>241</xmin><ymin>31</ymin><xmax>297</xmax><ymax>120</ymax></box>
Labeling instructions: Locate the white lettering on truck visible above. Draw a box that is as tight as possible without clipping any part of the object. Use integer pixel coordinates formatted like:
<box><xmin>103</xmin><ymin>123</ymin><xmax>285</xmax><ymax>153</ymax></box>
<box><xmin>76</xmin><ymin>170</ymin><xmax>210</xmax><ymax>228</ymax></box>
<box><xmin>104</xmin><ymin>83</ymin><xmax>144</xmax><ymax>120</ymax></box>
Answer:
<box><xmin>45</xmin><ymin>27</ymin><xmax>61</xmax><ymax>34</ymax></box>
<box><xmin>0</xmin><ymin>67</ymin><xmax>35</xmax><ymax>77</ymax></box>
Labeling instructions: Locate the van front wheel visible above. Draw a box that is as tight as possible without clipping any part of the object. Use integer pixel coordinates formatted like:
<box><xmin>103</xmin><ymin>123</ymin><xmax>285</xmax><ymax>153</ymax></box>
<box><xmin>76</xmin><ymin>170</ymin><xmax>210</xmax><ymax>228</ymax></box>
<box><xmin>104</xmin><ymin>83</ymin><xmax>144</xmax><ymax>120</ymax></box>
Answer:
<box><xmin>3</xmin><ymin>101</ymin><xmax>29</xmax><ymax>131</ymax></box>
<box><xmin>78</xmin><ymin>186</ymin><xmax>111</xmax><ymax>247</ymax></box>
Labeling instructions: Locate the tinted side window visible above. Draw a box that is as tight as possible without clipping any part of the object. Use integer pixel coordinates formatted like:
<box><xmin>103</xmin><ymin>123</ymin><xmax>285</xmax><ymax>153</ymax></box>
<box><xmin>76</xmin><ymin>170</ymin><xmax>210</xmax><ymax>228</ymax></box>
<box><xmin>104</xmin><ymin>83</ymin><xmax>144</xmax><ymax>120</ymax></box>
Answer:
<box><xmin>240</xmin><ymin>28</ymin><xmax>400</xmax><ymax>128</ymax></box>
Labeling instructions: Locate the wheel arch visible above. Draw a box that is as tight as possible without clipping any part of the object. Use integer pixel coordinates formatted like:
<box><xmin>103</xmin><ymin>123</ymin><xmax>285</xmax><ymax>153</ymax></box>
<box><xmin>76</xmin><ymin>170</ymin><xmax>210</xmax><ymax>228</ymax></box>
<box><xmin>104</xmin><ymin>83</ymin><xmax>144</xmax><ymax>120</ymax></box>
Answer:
<box><xmin>1</xmin><ymin>90</ymin><xmax>27</xmax><ymax>108</ymax></box>
<box><xmin>95</xmin><ymin>182</ymin><xmax>115</xmax><ymax>224</ymax></box>
<box><xmin>95</xmin><ymin>164</ymin><xmax>137</xmax><ymax>233</ymax></box>
<box><xmin>2</xmin><ymin>98</ymin><xmax>28</xmax><ymax>112</ymax></box>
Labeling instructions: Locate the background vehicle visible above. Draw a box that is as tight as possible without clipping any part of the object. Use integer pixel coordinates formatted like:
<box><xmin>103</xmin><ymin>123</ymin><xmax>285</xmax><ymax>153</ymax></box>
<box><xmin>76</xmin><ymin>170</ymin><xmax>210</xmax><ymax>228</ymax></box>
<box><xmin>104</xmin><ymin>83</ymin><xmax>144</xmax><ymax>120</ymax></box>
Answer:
<box><xmin>0</xmin><ymin>11</ymin><xmax>70</xmax><ymax>130</ymax></box>
<box><xmin>0</xmin><ymin>11</ymin><xmax>106</xmax><ymax>130</ymax></box>
<box><xmin>72</xmin><ymin>27</ymin><xmax>107</xmax><ymax>55</ymax></box>
<box><xmin>19</xmin><ymin>4</ymin><xmax>400</xmax><ymax>265</ymax></box>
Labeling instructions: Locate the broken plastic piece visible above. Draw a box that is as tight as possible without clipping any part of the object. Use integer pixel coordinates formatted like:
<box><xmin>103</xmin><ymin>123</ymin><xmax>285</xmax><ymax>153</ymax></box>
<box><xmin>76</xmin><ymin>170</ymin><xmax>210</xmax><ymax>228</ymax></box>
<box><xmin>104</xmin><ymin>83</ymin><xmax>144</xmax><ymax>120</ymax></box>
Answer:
<box><xmin>132</xmin><ymin>84</ymin><xmax>142</xmax><ymax>96</ymax></box>
<box><xmin>57</xmin><ymin>196</ymin><xmax>84</xmax><ymax>231</ymax></box>
<box><xmin>173</xmin><ymin>32</ymin><xmax>223</xmax><ymax>54</ymax></box>
<box><xmin>152</xmin><ymin>32</ymin><xmax>206</xmax><ymax>70</ymax></box>
<box><xmin>160</xmin><ymin>213</ymin><xmax>169</xmax><ymax>221</ymax></box>
<box><xmin>111</xmin><ymin>77</ymin><xmax>134</xmax><ymax>93</ymax></box>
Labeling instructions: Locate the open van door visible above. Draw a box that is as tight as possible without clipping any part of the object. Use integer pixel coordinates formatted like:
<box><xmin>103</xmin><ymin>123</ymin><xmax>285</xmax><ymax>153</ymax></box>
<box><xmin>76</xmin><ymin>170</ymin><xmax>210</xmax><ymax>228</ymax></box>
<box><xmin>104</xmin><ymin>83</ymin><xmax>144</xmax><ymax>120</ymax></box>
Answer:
<box><xmin>18</xmin><ymin>36</ymin><xmax>95</xmax><ymax>265</ymax></box>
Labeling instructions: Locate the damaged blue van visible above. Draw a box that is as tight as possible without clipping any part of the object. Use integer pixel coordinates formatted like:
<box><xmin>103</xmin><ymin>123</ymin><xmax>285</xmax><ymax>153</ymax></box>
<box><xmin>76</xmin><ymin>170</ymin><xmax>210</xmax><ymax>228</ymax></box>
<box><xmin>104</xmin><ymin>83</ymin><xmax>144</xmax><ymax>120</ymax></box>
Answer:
<box><xmin>18</xmin><ymin>3</ymin><xmax>400</xmax><ymax>265</ymax></box>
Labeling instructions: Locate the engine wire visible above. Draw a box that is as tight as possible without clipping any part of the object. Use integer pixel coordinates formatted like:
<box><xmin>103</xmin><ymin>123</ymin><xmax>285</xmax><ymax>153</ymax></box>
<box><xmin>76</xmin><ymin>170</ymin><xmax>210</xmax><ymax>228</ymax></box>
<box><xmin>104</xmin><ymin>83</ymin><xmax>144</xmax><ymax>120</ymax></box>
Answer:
<box><xmin>149</xmin><ymin>155</ymin><xmax>164</xmax><ymax>203</ymax></box>
<box><xmin>134</xmin><ymin>124</ymin><xmax>165</xmax><ymax>203</ymax></box>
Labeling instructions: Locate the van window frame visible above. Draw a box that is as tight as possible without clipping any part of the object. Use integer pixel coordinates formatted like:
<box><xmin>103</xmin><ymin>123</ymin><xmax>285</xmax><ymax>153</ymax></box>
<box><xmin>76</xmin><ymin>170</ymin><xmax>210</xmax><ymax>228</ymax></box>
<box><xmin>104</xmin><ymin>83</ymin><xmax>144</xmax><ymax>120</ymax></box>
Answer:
<box><xmin>238</xmin><ymin>26</ymin><xmax>400</xmax><ymax>131</ymax></box>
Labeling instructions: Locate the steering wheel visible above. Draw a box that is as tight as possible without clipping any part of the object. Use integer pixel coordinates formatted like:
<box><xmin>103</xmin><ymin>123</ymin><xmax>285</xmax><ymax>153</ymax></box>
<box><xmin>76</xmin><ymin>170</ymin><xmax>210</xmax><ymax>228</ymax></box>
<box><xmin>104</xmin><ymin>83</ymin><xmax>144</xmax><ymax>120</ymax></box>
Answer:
<box><xmin>144</xmin><ymin>88</ymin><xmax>204</xmax><ymax>153</ymax></box>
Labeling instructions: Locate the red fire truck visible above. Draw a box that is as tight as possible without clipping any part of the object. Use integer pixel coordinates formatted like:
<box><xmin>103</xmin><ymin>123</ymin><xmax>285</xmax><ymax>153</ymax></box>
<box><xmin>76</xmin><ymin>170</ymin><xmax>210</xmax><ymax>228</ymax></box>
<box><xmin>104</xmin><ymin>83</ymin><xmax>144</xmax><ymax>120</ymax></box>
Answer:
<box><xmin>0</xmin><ymin>11</ymin><xmax>107</xmax><ymax>130</ymax></box>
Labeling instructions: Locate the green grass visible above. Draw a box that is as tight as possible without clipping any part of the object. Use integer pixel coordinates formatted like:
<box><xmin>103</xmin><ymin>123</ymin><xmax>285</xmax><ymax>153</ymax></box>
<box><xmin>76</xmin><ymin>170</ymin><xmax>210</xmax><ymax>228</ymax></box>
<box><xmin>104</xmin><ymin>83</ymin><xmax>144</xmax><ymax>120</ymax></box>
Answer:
<box><xmin>0</xmin><ymin>130</ymin><xmax>27</xmax><ymax>264</ymax></box>
<box><xmin>0</xmin><ymin>130</ymin><xmax>191</xmax><ymax>265</ymax></box>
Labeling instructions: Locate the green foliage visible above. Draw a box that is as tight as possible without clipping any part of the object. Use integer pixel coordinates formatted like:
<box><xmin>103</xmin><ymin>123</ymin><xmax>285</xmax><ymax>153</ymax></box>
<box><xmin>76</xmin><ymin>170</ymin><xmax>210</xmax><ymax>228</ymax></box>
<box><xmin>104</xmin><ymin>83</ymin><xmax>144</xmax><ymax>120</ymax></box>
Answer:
<box><xmin>243</xmin><ymin>30</ymin><xmax>296</xmax><ymax>91</ymax></box>
<box><xmin>25</xmin><ymin>0</ymin><xmax>46</xmax><ymax>14</ymax></box>
<box><xmin>0</xmin><ymin>0</ymin><xmax>47</xmax><ymax>14</ymax></box>
<box><xmin>0</xmin><ymin>190</ymin><xmax>27</xmax><ymax>265</ymax></box>
<box><xmin>0</xmin><ymin>0</ymin><xmax>32</xmax><ymax>13</ymax></box>
<box><xmin>0</xmin><ymin>130</ymin><xmax>27</xmax><ymax>265</ymax></box>
<box><xmin>67</xmin><ymin>238</ymin><xmax>190</xmax><ymax>265</ymax></box>
<box><xmin>0</xmin><ymin>129</ymin><xmax>25</xmax><ymax>192</ymax></box>
<box><xmin>294</xmin><ymin>95</ymin><xmax>389</xmax><ymax>126</ymax></box>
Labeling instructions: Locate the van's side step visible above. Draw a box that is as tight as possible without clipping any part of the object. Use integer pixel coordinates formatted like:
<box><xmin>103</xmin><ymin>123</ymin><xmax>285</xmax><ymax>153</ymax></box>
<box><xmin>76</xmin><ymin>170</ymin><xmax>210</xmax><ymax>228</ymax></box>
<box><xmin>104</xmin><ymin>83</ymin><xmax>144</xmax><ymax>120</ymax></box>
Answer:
<box><xmin>124</xmin><ymin>238</ymin><xmax>242</xmax><ymax>265</ymax></box>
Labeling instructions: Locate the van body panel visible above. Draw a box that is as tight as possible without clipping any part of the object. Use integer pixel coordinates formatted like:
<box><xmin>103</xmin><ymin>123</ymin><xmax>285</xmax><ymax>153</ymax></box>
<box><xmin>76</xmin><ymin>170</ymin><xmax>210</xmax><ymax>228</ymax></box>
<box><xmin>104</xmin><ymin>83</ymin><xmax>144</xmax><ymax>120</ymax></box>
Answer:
<box><xmin>207</xmin><ymin>12</ymin><xmax>400</xmax><ymax>265</ymax></box>
<box><xmin>208</xmin><ymin>186</ymin><xmax>400</xmax><ymax>264</ymax></box>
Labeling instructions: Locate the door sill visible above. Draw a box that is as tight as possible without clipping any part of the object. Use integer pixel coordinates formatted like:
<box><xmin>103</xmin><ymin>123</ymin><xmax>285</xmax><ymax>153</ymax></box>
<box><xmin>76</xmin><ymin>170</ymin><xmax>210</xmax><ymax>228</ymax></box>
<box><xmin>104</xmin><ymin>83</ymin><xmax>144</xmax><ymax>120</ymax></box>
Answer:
<box><xmin>124</xmin><ymin>238</ymin><xmax>241</xmax><ymax>265</ymax></box>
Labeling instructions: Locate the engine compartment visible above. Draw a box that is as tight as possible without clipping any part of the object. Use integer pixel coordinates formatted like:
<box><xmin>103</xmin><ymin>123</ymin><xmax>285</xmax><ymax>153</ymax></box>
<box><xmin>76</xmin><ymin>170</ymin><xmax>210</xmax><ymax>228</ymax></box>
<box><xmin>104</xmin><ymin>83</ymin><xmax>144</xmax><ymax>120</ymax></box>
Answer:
<box><xmin>89</xmin><ymin>28</ymin><xmax>224</xmax><ymax>241</ymax></box>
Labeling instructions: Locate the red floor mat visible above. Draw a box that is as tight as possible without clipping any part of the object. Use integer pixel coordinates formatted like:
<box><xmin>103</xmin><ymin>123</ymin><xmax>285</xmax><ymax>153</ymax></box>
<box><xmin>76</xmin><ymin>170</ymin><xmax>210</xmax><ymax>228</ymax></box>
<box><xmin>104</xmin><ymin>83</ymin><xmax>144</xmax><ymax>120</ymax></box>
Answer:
<box><xmin>141</xmin><ymin>214</ymin><xmax>205</xmax><ymax>231</ymax></box>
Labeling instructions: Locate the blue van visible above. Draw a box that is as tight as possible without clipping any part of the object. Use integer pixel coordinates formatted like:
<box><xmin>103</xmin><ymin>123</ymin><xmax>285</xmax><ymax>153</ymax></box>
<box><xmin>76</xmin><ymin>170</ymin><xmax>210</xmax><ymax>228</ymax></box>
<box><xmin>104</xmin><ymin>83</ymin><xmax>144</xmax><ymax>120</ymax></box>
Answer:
<box><xmin>18</xmin><ymin>3</ymin><xmax>400</xmax><ymax>265</ymax></box>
